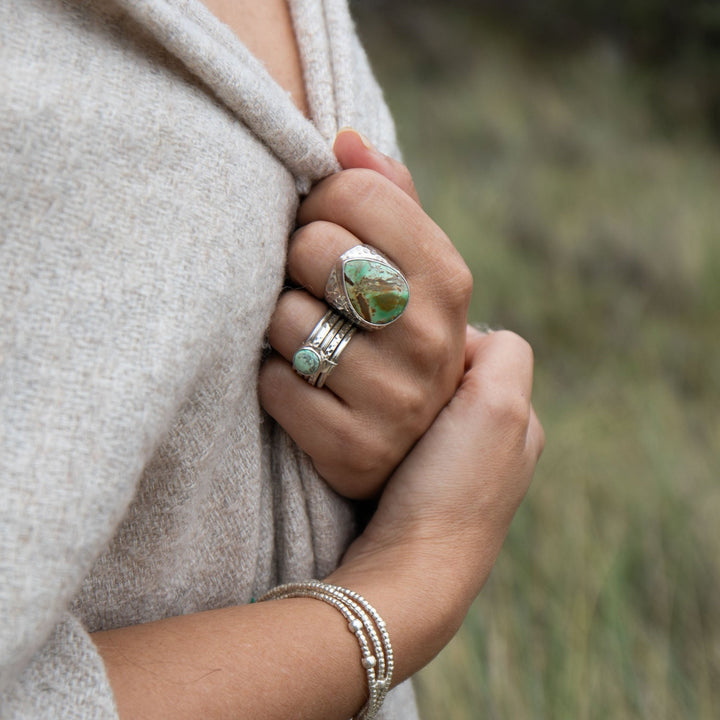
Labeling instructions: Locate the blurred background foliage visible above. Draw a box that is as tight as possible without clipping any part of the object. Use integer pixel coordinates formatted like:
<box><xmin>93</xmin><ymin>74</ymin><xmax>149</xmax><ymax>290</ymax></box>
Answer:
<box><xmin>352</xmin><ymin>1</ymin><xmax>720</xmax><ymax>718</ymax></box>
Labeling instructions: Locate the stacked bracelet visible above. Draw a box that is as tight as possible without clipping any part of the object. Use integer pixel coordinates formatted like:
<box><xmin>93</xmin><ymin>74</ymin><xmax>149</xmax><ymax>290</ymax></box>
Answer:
<box><xmin>257</xmin><ymin>580</ymin><xmax>394</xmax><ymax>720</ymax></box>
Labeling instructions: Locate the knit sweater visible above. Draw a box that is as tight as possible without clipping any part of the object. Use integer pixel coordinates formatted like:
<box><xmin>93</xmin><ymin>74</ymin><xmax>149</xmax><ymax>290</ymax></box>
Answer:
<box><xmin>0</xmin><ymin>0</ymin><xmax>418</xmax><ymax>716</ymax></box>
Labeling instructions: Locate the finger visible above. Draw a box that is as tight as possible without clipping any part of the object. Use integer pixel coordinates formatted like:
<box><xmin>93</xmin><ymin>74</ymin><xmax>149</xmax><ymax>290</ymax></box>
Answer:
<box><xmin>460</xmin><ymin>330</ymin><xmax>536</xmax><ymax>414</ymax></box>
<box><xmin>286</xmin><ymin>221</ymin><xmax>361</xmax><ymax>298</ymax></box>
<box><xmin>287</xmin><ymin>220</ymin><xmax>469</xmax><ymax>392</ymax></box>
<box><xmin>258</xmin><ymin>355</ymin><xmax>351</xmax><ymax>474</ymax></box>
<box><xmin>260</xmin><ymin>355</ymin><xmax>398</xmax><ymax>500</ymax></box>
<box><xmin>267</xmin><ymin>290</ymin><xmax>401</xmax><ymax>402</ymax></box>
<box><xmin>333</xmin><ymin>128</ymin><xmax>421</xmax><ymax>204</ymax></box>
<box><xmin>288</xmin><ymin>221</ymin><xmax>450</xmax><ymax>320</ymax></box>
<box><xmin>297</xmin><ymin>169</ymin><xmax>464</xmax><ymax>288</ymax></box>
<box><xmin>464</xmin><ymin>324</ymin><xmax>493</xmax><ymax>370</ymax></box>
<box><xmin>288</xmin><ymin>221</ymin><xmax>469</xmax><ymax>366</ymax></box>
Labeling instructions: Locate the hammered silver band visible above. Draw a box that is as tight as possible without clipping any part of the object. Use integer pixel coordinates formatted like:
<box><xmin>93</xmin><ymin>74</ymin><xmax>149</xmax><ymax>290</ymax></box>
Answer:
<box><xmin>258</xmin><ymin>580</ymin><xmax>394</xmax><ymax>720</ymax></box>
<box><xmin>292</xmin><ymin>309</ymin><xmax>356</xmax><ymax>388</ymax></box>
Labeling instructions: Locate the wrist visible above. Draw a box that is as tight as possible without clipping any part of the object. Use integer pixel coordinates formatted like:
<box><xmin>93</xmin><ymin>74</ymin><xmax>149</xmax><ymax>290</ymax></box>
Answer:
<box><xmin>326</xmin><ymin>530</ymin><xmax>477</xmax><ymax>686</ymax></box>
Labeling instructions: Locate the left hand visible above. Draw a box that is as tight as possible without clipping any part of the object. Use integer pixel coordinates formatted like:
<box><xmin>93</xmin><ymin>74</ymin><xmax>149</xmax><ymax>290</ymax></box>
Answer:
<box><xmin>259</xmin><ymin>129</ymin><xmax>473</xmax><ymax>499</ymax></box>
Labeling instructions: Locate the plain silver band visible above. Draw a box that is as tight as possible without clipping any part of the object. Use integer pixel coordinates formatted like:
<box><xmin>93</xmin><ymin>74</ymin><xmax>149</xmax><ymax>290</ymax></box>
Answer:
<box><xmin>315</xmin><ymin>321</ymin><xmax>355</xmax><ymax>388</ymax></box>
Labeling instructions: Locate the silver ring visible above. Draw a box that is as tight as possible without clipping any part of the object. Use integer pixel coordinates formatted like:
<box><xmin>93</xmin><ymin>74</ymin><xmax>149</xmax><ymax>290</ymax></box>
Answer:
<box><xmin>325</xmin><ymin>244</ymin><xmax>409</xmax><ymax>331</ymax></box>
<box><xmin>292</xmin><ymin>309</ymin><xmax>357</xmax><ymax>388</ymax></box>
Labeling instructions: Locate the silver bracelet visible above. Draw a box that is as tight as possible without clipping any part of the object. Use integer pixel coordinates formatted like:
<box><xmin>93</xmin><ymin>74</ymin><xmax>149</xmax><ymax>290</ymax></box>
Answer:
<box><xmin>257</xmin><ymin>580</ymin><xmax>394</xmax><ymax>720</ymax></box>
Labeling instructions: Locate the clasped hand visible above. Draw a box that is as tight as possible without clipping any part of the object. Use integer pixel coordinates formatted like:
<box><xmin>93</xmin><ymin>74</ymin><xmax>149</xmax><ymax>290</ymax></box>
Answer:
<box><xmin>260</xmin><ymin>129</ymin><xmax>473</xmax><ymax>499</ymax></box>
<box><xmin>261</xmin><ymin>129</ymin><xmax>544</xmax><ymax>603</ymax></box>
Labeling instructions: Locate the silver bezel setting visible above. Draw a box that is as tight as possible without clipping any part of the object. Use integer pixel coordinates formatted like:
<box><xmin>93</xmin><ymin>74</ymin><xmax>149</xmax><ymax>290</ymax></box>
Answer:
<box><xmin>324</xmin><ymin>244</ymin><xmax>408</xmax><ymax>331</ymax></box>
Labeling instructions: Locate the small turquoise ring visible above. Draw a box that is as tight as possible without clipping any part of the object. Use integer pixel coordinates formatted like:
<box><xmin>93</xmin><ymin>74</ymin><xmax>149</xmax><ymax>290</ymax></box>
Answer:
<box><xmin>325</xmin><ymin>245</ymin><xmax>409</xmax><ymax>331</ymax></box>
<box><xmin>292</xmin><ymin>309</ymin><xmax>356</xmax><ymax>388</ymax></box>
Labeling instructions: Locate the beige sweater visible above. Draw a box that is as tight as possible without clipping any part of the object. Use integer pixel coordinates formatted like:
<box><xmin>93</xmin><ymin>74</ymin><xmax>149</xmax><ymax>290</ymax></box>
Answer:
<box><xmin>0</xmin><ymin>0</ymin><xmax>417</xmax><ymax>716</ymax></box>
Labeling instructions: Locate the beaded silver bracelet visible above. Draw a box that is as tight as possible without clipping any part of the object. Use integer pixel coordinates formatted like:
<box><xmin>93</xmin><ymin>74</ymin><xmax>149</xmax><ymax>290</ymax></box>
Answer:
<box><xmin>257</xmin><ymin>580</ymin><xmax>394</xmax><ymax>720</ymax></box>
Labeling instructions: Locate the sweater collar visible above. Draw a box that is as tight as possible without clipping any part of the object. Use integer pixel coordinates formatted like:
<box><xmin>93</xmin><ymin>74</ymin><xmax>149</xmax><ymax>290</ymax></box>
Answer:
<box><xmin>112</xmin><ymin>0</ymin><xmax>354</xmax><ymax>191</ymax></box>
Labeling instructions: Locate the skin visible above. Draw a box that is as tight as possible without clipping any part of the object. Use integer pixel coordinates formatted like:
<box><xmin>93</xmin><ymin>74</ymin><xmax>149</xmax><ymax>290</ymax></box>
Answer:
<box><xmin>200</xmin><ymin>0</ymin><xmax>309</xmax><ymax>115</ymax></box>
<box><xmin>91</xmin><ymin>3</ymin><xmax>546</xmax><ymax>718</ymax></box>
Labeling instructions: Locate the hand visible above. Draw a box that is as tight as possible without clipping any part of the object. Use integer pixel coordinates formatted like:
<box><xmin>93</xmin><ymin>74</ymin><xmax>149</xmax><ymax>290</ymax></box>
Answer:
<box><xmin>260</xmin><ymin>129</ymin><xmax>473</xmax><ymax>499</ymax></box>
<box><xmin>348</xmin><ymin>325</ymin><xmax>543</xmax><ymax>565</ymax></box>
<box><xmin>331</xmin><ymin>326</ymin><xmax>545</xmax><ymax>676</ymax></box>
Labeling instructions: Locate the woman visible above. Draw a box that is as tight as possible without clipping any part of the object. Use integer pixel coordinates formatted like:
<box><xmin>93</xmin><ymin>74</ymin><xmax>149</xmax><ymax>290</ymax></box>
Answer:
<box><xmin>0</xmin><ymin>0</ymin><xmax>543</xmax><ymax>717</ymax></box>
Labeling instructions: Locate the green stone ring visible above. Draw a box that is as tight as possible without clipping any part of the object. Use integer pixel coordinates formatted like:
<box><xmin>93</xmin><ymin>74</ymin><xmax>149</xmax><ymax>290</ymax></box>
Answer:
<box><xmin>292</xmin><ymin>309</ymin><xmax>357</xmax><ymax>388</ymax></box>
<box><xmin>325</xmin><ymin>245</ymin><xmax>409</xmax><ymax>331</ymax></box>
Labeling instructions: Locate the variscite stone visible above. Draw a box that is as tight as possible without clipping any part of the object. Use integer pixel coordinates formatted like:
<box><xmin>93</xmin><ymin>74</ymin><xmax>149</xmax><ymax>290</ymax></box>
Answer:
<box><xmin>293</xmin><ymin>347</ymin><xmax>320</xmax><ymax>376</ymax></box>
<box><xmin>342</xmin><ymin>258</ymin><xmax>409</xmax><ymax>326</ymax></box>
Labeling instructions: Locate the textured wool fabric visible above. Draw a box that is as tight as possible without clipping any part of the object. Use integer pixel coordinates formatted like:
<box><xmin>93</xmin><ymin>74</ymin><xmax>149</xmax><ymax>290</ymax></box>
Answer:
<box><xmin>0</xmin><ymin>0</ymin><xmax>417</xmax><ymax>717</ymax></box>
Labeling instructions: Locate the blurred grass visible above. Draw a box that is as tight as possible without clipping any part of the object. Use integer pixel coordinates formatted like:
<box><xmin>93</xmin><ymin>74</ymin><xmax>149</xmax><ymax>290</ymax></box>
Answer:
<box><xmin>353</xmin><ymin>5</ymin><xmax>720</xmax><ymax>719</ymax></box>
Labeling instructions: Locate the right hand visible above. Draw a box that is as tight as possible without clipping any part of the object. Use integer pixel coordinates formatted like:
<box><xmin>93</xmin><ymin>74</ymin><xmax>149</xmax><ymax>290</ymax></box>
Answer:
<box><xmin>330</xmin><ymin>326</ymin><xmax>544</xmax><ymax>676</ymax></box>
<box><xmin>355</xmin><ymin>325</ymin><xmax>542</xmax><ymax>567</ymax></box>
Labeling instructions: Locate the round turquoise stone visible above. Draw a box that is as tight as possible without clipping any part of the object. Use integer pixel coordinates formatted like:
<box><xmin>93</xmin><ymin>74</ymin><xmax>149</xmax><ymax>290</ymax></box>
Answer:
<box><xmin>342</xmin><ymin>258</ymin><xmax>409</xmax><ymax>326</ymax></box>
<box><xmin>293</xmin><ymin>347</ymin><xmax>321</xmax><ymax>376</ymax></box>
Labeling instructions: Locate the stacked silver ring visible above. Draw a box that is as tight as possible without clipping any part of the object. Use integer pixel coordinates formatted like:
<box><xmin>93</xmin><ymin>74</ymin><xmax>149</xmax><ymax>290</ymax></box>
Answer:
<box><xmin>292</xmin><ymin>309</ymin><xmax>356</xmax><ymax>388</ymax></box>
<box><xmin>291</xmin><ymin>244</ymin><xmax>409</xmax><ymax>388</ymax></box>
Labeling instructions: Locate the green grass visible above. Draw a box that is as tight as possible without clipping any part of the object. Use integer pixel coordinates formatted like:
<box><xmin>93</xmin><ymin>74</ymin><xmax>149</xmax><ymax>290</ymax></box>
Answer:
<box><xmin>354</xmin><ymin>6</ymin><xmax>720</xmax><ymax>719</ymax></box>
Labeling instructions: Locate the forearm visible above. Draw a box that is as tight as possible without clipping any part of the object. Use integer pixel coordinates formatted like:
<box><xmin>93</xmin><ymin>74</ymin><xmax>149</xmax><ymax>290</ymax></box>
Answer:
<box><xmin>93</xmin><ymin>596</ymin><xmax>366</xmax><ymax>720</ymax></box>
<box><xmin>91</xmin><ymin>542</ymin><xmax>470</xmax><ymax>720</ymax></box>
<box><xmin>93</xmin><ymin>328</ymin><xmax>542</xmax><ymax>720</ymax></box>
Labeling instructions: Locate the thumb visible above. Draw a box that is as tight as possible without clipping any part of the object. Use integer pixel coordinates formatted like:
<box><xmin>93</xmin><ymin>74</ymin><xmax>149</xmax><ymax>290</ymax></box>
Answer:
<box><xmin>333</xmin><ymin>127</ymin><xmax>421</xmax><ymax>204</ymax></box>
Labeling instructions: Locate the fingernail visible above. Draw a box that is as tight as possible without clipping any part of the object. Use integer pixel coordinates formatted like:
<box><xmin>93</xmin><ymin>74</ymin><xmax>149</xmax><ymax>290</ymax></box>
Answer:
<box><xmin>338</xmin><ymin>126</ymin><xmax>376</xmax><ymax>152</ymax></box>
<box><xmin>357</xmin><ymin>131</ymin><xmax>375</xmax><ymax>150</ymax></box>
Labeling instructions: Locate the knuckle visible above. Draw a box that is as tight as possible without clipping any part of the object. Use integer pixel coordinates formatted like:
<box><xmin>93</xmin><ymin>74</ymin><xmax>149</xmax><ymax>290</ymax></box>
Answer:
<box><xmin>359</xmin><ymin>366</ymin><xmax>434</xmax><ymax>437</ymax></box>
<box><xmin>390</xmin><ymin>378</ymin><xmax>433</xmax><ymax>433</ymax></box>
<box><xmin>289</xmin><ymin>222</ymin><xmax>313</xmax><ymax>247</ymax></box>
<box><xmin>266</xmin><ymin>291</ymin><xmax>301</xmax><ymax>347</ymax></box>
<box><xmin>422</xmin><ymin>243</ymin><xmax>473</xmax><ymax>311</ymax></box>
<box><xmin>340</xmin><ymin>426</ymin><xmax>394</xmax><ymax>479</ymax></box>
<box><xmin>416</xmin><ymin>317</ymin><xmax>448</xmax><ymax>355</ymax></box>
<box><xmin>487</xmin><ymin>390</ymin><xmax>533</xmax><ymax>438</ymax></box>
<box><xmin>454</xmin><ymin>262</ymin><xmax>474</xmax><ymax>302</ymax></box>
<box><xmin>492</xmin><ymin>330</ymin><xmax>535</xmax><ymax>369</ymax></box>
<box><xmin>290</xmin><ymin>220</ymin><xmax>333</xmax><ymax>251</ymax></box>
<box><xmin>537</xmin><ymin>424</ymin><xmax>546</xmax><ymax>457</ymax></box>
<box><xmin>287</xmin><ymin>224</ymin><xmax>315</xmax><ymax>266</ymax></box>
<box><xmin>272</xmin><ymin>290</ymin><xmax>295</xmax><ymax>318</ymax></box>
<box><xmin>408</xmin><ymin>320</ymin><xmax>455</xmax><ymax>375</ymax></box>
<box><xmin>287</xmin><ymin>221</ymin><xmax>337</xmax><ymax>293</ymax></box>
<box><xmin>405</xmin><ymin>384</ymin><xmax>434</xmax><ymax>429</ymax></box>
<box><xmin>440</xmin><ymin>256</ymin><xmax>474</xmax><ymax>308</ymax></box>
